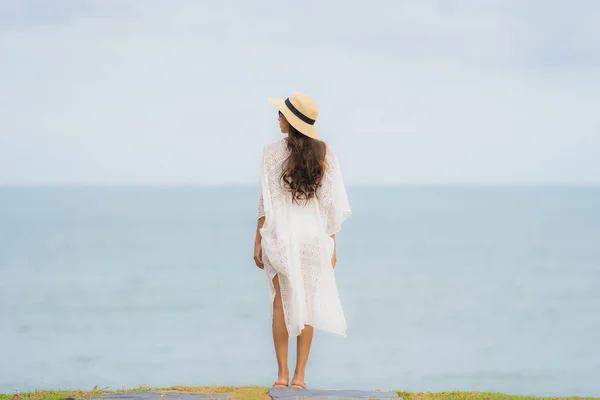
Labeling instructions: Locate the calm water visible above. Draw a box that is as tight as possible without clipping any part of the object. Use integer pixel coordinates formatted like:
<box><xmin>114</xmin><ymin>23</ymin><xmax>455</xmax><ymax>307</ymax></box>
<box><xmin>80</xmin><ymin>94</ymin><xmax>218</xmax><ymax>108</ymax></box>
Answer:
<box><xmin>1</xmin><ymin>186</ymin><xmax>599</xmax><ymax>396</ymax></box>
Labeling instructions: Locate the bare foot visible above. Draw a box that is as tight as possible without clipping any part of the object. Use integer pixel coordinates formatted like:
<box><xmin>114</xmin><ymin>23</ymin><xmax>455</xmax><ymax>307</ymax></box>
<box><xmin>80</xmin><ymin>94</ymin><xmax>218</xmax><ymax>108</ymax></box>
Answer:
<box><xmin>273</xmin><ymin>368</ymin><xmax>289</xmax><ymax>387</ymax></box>
<box><xmin>290</xmin><ymin>370</ymin><xmax>306</xmax><ymax>388</ymax></box>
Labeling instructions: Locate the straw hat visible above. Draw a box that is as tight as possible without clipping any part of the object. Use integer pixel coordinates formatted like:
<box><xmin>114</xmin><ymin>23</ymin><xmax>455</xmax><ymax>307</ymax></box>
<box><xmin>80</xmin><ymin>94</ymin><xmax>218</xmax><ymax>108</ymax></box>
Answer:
<box><xmin>268</xmin><ymin>92</ymin><xmax>319</xmax><ymax>139</ymax></box>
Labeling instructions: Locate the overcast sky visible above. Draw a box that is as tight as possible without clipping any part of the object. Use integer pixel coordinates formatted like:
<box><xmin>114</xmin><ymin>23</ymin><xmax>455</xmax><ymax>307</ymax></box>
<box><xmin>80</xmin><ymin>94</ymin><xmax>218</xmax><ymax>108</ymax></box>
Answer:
<box><xmin>1</xmin><ymin>0</ymin><xmax>599</xmax><ymax>185</ymax></box>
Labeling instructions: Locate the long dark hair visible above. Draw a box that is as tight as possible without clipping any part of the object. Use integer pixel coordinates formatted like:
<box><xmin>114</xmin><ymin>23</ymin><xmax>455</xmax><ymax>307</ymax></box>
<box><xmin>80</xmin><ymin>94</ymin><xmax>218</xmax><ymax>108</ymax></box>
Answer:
<box><xmin>280</xmin><ymin>123</ymin><xmax>327</xmax><ymax>205</ymax></box>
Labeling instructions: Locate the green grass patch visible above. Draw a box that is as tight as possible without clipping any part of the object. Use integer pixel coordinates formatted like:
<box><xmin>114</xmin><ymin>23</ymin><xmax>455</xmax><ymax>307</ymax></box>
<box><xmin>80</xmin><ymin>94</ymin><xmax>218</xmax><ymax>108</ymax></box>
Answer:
<box><xmin>396</xmin><ymin>391</ymin><xmax>598</xmax><ymax>400</ymax></box>
<box><xmin>0</xmin><ymin>386</ymin><xmax>269</xmax><ymax>400</ymax></box>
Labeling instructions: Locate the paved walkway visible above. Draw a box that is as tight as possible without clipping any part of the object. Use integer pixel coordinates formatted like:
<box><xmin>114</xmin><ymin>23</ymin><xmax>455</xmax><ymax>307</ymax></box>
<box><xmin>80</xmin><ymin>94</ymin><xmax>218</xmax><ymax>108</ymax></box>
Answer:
<box><xmin>77</xmin><ymin>388</ymin><xmax>401</xmax><ymax>400</ymax></box>
<box><xmin>269</xmin><ymin>387</ymin><xmax>401</xmax><ymax>400</ymax></box>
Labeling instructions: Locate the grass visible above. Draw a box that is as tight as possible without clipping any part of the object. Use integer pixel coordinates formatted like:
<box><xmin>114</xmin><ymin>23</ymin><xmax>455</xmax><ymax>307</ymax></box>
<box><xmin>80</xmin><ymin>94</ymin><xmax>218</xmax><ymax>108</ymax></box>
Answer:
<box><xmin>396</xmin><ymin>391</ymin><xmax>598</xmax><ymax>400</ymax></box>
<box><xmin>0</xmin><ymin>386</ymin><xmax>598</xmax><ymax>400</ymax></box>
<box><xmin>0</xmin><ymin>386</ymin><xmax>269</xmax><ymax>400</ymax></box>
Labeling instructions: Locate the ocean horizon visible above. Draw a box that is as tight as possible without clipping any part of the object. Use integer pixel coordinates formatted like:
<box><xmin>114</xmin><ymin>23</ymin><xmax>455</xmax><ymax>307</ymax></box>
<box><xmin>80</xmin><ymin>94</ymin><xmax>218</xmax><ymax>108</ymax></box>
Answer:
<box><xmin>1</xmin><ymin>185</ymin><xmax>599</xmax><ymax>397</ymax></box>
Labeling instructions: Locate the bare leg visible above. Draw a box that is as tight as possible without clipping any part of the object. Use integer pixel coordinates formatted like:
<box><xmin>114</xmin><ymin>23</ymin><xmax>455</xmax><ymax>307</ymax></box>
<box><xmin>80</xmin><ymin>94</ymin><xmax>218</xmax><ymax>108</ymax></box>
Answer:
<box><xmin>291</xmin><ymin>324</ymin><xmax>314</xmax><ymax>388</ymax></box>
<box><xmin>272</xmin><ymin>274</ymin><xmax>289</xmax><ymax>386</ymax></box>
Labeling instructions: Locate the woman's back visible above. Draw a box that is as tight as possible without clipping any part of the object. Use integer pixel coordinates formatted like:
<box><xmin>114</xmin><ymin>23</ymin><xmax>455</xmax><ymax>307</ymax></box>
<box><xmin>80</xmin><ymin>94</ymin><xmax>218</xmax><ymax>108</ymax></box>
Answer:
<box><xmin>261</xmin><ymin>139</ymin><xmax>323</xmax><ymax>237</ymax></box>
<box><xmin>258</xmin><ymin>137</ymin><xmax>350</xmax><ymax>336</ymax></box>
<box><xmin>258</xmin><ymin>138</ymin><xmax>348</xmax><ymax>238</ymax></box>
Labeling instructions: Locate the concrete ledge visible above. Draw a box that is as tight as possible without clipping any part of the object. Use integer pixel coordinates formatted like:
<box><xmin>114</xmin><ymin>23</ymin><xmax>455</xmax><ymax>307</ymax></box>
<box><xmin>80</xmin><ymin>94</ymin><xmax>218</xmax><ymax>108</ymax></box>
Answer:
<box><xmin>269</xmin><ymin>387</ymin><xmax>401</xmax><ymax>400</ymax></box>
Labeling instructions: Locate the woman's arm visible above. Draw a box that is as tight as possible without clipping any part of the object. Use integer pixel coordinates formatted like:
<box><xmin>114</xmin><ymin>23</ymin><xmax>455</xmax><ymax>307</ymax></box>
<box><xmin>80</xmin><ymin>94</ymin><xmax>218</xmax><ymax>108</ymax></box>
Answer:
<box><xmin>254</xmin><ymin>217</ymin><xmax>266</xmax><ymax>269</ymax></box>
<box><xmin>331</xmin><ymin>233</ymin><xmax>337</xmax><ymax>268</ymax></box>
<box><xmin>255</xmin><ymin>216</ymin><xmax>265</xmax><ymax>244</ymax></box>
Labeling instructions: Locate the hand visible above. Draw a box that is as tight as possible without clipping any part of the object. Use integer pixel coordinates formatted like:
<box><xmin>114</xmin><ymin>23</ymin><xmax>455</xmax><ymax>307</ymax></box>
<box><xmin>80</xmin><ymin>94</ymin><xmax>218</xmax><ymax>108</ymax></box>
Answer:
<box><xmin>254</xmin><ymin>241</ymin><xmax>264</xmax><ymax>269</ymax></box>
<box><xmin>331</xmin><ymin>249</ymin><xmax>337</xmax><ymax>268</ymax></box>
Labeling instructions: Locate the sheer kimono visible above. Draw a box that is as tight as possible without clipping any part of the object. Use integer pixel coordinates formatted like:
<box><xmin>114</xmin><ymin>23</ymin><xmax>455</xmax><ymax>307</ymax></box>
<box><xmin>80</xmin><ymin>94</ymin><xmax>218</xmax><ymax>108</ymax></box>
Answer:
<box><xmin>257</xmin><ymin>139</ymin><xmax>351</xmax><ymax>337</ymax></box>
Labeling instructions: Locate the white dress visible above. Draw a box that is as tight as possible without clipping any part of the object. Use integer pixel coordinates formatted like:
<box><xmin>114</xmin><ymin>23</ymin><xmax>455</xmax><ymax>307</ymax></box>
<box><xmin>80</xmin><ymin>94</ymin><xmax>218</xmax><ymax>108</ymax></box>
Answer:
<box><xmin>257</xmin><ymin>139</ymin><xmax>351</xmax><ymax>337</ymax></box>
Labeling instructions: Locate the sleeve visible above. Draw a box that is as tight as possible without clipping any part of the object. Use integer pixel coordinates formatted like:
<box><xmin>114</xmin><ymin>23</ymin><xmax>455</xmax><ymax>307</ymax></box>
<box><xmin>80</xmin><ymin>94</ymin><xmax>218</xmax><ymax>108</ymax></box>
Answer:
<box><xmin>318</xmin><ymin>146</ymin><xmax>351</xmax><ymax>235</ymax></box>
<box><xmin>257</xmin><ymin>147</ymin><xmax>266</xmax><ymax>220</ymax></box>
<box><xmin>257</xmin><ymin>190</ymin><xmax>265</xmax><ymax>220</ymax></box>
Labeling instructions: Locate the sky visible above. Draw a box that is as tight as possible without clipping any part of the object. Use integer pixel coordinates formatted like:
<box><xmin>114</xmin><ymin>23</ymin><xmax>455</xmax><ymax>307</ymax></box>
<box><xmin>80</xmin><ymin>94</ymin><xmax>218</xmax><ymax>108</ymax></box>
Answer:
<box><xmin>1</xmin><ymin>0</ymin><xmax>599</xmax><ymax>186</ymax></box>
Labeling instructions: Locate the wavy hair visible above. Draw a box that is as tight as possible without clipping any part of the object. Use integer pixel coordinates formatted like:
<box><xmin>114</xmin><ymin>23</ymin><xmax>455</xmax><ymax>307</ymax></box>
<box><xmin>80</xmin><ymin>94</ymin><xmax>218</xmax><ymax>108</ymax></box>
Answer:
<box><xmin>280</xmin><ymin>123</ymin><xmax>327</xmax><ymax>205</ymax></box>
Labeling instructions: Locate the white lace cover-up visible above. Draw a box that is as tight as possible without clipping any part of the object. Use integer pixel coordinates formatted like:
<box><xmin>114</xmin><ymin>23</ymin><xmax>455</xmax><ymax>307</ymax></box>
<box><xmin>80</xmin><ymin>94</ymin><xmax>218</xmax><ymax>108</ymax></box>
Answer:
<box><xmin>257</xmin><ymin>139</ymin><xmax>351</xmax><ymax>337</ymax></box>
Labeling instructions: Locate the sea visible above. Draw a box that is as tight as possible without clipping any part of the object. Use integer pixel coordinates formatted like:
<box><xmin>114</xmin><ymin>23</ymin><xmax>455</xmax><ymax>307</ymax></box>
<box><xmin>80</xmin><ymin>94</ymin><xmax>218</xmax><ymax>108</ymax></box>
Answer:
<box><xmin>0</xmin><ymin>186</ymin><xmax>599</xmax><ymax>397</ymax></box>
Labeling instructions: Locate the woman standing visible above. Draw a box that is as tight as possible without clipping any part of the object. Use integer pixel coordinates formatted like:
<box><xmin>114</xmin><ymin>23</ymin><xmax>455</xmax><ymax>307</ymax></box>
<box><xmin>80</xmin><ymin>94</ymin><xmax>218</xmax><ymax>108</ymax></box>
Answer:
<box><xmin>253</xmin><ymin>92</ymin><xmax>352</xmax><ymax>389</ymax></box>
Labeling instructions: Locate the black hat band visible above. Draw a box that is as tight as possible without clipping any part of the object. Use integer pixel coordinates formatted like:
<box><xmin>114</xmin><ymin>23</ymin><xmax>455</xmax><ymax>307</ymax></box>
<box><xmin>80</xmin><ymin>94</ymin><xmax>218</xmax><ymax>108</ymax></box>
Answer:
<box><xmin>285</xmin><ymin>98</ymin><xmax>316</xmax><ymax>125</ymax></box>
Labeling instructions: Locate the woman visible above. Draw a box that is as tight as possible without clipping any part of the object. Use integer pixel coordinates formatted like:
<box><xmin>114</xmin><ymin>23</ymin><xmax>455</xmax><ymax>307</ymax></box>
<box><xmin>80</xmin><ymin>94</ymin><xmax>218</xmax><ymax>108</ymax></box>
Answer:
<box><xmin>253</xmin><ymin>92</ymin><xmax>351</xmax><ymax>389</ymax></box>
